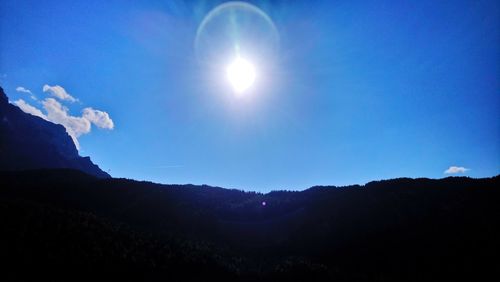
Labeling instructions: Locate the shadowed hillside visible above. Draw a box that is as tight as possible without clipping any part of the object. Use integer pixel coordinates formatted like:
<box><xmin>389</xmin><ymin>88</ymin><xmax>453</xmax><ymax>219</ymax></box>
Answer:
<box><xmin>0</xmin><ymin>87</ymin><xmax>109</xmax><ymax>178</ymax></box>
<box><xmin>1</xmin><ymin>169</ymin><xmax>498</xmax><ymax>281</ymax></box>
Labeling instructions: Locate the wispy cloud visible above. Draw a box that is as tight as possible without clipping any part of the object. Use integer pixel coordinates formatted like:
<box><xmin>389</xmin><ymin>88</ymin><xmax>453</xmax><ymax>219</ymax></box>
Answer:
<box><xmin>16</xmin><ymin>86</ymin><xmax>32</xmax><ymax>94</ymax></box>
<box><xmin>13</xmin><ymin>99</ymin><xmax>46</xmax><ymax>120</ymax></box>
<box><xmin>13</xmin><ymin>84</ymin><xmax>113</xmax><ymax>150</ymax></box>
<box><xmin>444</xmin><ymin>166</ymin><xmax>470</xmax><ymax>174</ymax></box>
<box><xmin>151</xmin><ymin>165</ymin><xmax>184</xmax><ymax>169</ymax></box>
<box><xmin>42</xmin><ymin>98</ymin><xmax>91</xmax><ymax>149</ymax></box>
<box><xmin>16</xmin><ymin>86</ymin><xmax>37</xmax><ymax>100</ymax></box>
<box><xmin>83</xmin><ymin>107</ymin><xmax>114</xmax><ymax>129</ymax></box>
<box><xmin>43</xmin><ymin>84</ymin><xmax>77</xmax><ymax>102</ymax></box>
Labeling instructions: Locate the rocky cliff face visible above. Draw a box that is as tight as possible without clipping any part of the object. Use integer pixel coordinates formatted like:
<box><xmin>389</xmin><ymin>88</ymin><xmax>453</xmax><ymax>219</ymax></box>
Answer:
<box><xmin>0</xmin><ymin>86</ymin><xmax>110</xmax><ymax>178</ymax></box>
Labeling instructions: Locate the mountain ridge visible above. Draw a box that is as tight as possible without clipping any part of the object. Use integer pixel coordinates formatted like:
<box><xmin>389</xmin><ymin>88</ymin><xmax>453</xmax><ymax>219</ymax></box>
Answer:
<box><xmin>1</xmin><ymin>85</ymin><xmax>498</xmax><ymax>281</ymax></box>
<box><xmin>1</xmin><ymin>168</ymin><xmax>498</xmax><ymax>280</ymax></box>
<box><xmin>0</xmin><ymin>86</ymin><xmax>110</xmax><ymax>178</ymax></box>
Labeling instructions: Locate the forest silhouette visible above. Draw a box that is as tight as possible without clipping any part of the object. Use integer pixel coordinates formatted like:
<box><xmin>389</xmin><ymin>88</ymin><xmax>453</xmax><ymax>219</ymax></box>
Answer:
<box><xmin>1</xmin><ymin>169</ymin><xmax>498</xmax><ymax>281</ymax></box>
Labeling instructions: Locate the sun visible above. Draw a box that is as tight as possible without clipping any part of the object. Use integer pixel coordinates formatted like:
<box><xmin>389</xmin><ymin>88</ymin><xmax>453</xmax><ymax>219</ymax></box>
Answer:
<box><xmin>226</xmin><ymin>57</ymin><xmax>256</xmax><ymax>94</ymax></box>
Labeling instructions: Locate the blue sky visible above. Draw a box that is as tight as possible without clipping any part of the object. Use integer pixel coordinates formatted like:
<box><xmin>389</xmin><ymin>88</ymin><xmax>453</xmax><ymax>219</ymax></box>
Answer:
<box><xmin>1</xmin><ymin>0</ymin><xmax>498</xmax><ymax>191</ymax></box>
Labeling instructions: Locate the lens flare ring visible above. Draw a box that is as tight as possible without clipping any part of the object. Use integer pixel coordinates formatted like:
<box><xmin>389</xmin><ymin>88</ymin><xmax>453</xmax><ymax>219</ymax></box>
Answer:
<box><xmin>194</xmin><ymin>1</ymin><xmax>280</xmax><ymax>62</ymax></box>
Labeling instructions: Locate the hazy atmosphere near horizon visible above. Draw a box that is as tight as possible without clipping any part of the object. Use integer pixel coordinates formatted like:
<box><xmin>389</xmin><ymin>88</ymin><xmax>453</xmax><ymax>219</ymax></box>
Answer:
<box><xmin>1</xmin><ymin>0</ymin><xmax>498</xmax><ymax>191</ymax></box>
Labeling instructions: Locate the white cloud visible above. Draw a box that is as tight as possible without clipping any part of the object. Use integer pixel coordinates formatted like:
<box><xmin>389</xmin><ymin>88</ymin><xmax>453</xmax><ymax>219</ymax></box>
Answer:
<box><xmin>43</xmin><ymin>84</ymin><xmax>77</xmax><ymax>102</ymax></box>
<box><xmin>16</xmin><ymin>86</ymin><xmax>32</xmax><ymax>95</ymax></box>
<box><xmin>13</xmin><ymin>99</ymin><xmax>46</xmax><ymax>120</ymax></box>
<box><xmin>12</xmin><ymin>86</ymin><xmax>113</xmax><ymax>150</ymax></box>
<box><xmin>83</xmin><ymin>107</ymin><xmax>114</xmax><ymax>129</ymax></box>
<box><xmin>16</xmin><ymin>86</ymin><xmax>37</xmax><ymax>100</ymax></box>
<box><xmin>42</xmin><ymin>98</ymin><xmax>91</xmax><ymax>149</ymax></box>
<box><xmin>444</xmin><ymin>166</ymin><xmax>470</xmax><ymax>174</ymax></box>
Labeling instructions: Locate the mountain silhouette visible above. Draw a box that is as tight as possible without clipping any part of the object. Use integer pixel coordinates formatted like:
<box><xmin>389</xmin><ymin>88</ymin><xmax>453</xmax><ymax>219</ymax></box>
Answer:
<box><xmin>0</xmin><ymin>86</ymin><xmax>109</xmax><ymax>178</ymax></box>
<box><xmin>0</xmin><ymin>86</ymin><xmax>498</xmax><ymax>281</ymax></box>
<box><xmin>0</xmin><ymin>169</ymin><xmax>498</xmax><ymax>281</ymax></box>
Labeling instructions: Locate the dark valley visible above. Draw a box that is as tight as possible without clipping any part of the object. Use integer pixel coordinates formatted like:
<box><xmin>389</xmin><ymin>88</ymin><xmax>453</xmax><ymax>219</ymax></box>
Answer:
<box><xmin>1</xmin><ymin>169</ymin><xmax>498</xmax><ymax>281</ymax></box>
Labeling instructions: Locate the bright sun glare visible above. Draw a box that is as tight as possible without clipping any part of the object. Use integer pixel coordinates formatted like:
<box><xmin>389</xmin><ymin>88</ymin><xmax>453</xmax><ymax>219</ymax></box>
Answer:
<box><xmin>226</xmin><ymin>57</ymin><xmax>256</xmax><ymax>94</ymax></box>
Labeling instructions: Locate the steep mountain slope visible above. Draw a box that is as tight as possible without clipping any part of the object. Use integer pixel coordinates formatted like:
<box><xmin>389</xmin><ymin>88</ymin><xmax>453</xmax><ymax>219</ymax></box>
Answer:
<box><xmin>0</xmin><ymin>87</ymin><xmax>109</xmax><ymax>178</ymax></box>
